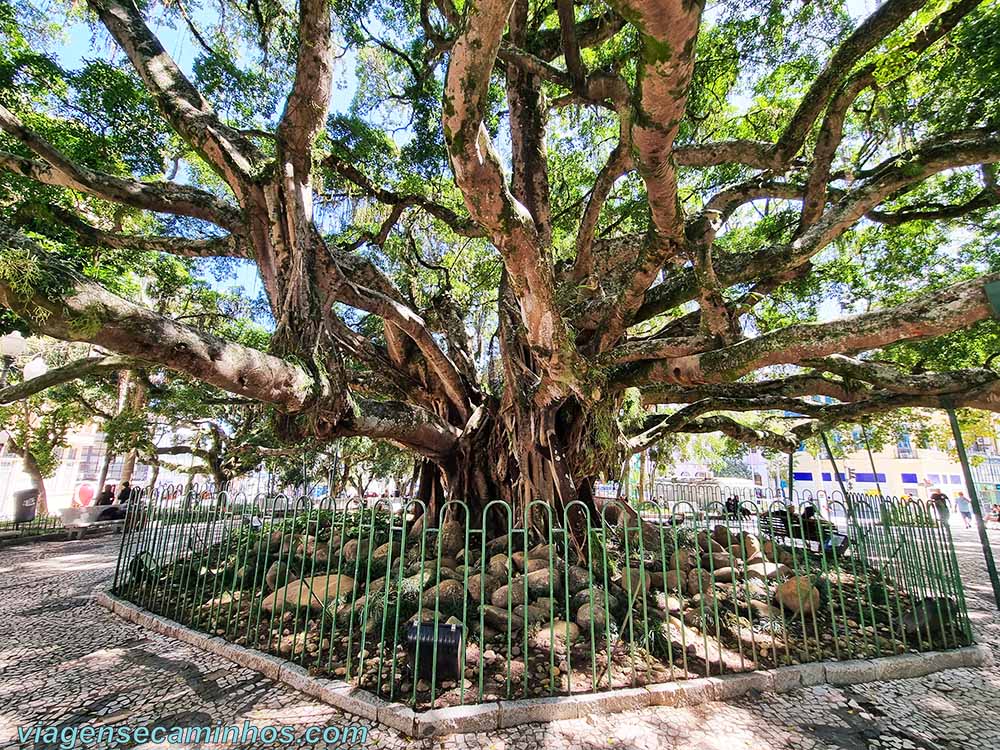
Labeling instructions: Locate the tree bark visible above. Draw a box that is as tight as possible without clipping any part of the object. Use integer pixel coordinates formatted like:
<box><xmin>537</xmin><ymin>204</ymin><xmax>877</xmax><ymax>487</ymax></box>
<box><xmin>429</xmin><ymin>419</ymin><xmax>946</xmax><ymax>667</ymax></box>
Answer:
<box><xmin>118</xmin><ymin>368</ymin><xmax>148</xmax><ymax>487</ymax></box>
<box><xmin>119</xmin><ymin>450</ymin><xmax>137</xmax><ymax>485</ymax></box>
<box><xmin>147</xmin><ymin>458</ymin><xmax>160</xmax><ymax>489</ymax></box>
<box><xmin>97</xmin><ymin>451</ymin><xmax>113</xmax><ymax>493</ymax></box>
<box><xmin>18</xmin><ymin>448</ymin><xmax>47</xmax><ymax>517</ymax></box>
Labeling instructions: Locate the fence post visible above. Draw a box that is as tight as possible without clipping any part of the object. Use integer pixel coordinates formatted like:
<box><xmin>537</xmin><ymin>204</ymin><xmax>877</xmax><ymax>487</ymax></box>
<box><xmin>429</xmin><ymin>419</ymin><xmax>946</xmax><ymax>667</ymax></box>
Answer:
<box><xmin>861</xmin><ymin>427</ymin><xmax>884</xmax><ymax>500</ymax></box>
<box><xmin>820</xmin><ymin>433</ymin><xmax>855</xmax><ymax>520</ymax></box>
<box><xmin>787</xmin><ymin>449</ymin><xmax>794</xmax><ymax>503</ymax></box>
<box><xmin>946</xmin><ymin>406</ymin><xmax>1000</xmax><ymax>610</ymax></box>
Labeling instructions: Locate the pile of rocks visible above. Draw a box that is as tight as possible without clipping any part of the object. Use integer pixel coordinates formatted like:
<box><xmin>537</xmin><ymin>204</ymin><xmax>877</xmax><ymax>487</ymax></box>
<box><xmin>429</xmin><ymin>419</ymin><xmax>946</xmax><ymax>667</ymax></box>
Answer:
<box><xmin>168</xmin><ymin>516</ymin><xmax>933</xmax><ymax>706</ymax></box>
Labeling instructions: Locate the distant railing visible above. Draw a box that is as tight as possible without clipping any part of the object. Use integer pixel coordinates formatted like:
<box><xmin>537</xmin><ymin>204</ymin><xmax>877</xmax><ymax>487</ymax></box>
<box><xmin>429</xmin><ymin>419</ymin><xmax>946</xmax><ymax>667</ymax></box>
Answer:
<box><xmin>112</xmin><ymin>486</ymin><xmax>972</xmax><ymax>711</ymax></box>
<box><xmin>0</xmin><ymin>513</ymin><xmax>61</xmax><ymax>540</ymax></box>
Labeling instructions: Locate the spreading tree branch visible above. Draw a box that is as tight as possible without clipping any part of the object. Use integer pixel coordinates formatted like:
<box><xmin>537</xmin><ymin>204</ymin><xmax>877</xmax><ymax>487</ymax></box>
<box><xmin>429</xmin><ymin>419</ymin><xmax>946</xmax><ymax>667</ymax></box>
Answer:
<box><xmin>39</xmin><ymin>205</ymin><xmax>246</xmax><ymax>258</ymax></box>
<box><xmin>624</xmin><ymin>273</ymin><xmax>1000</xmax><ymax>386</ymax></box>
<box><xmin>443</xmin><ymin>0</ymin><xmax>583</xmax><ymax>401</ymax></box>
<box><xmin>87</xmin><ymin>0</ymin><xmax>259</xmax><ymax>189</ymax></box>
<box><xmin>636</xmin><ymin>128</ymin><xmax>1000</xmax><ymax>322</ymax></box>
<box><xmin>277</xmin><ymin>0</ymin><xmax>335</xmax><ymax>176</ymax></box>
<box><xmin>0</xmin><ymin>107</ymin><xmax>243</xmax><ymax>230</ymax></box>
<box><xmin>324</xmin><ymin>157</ymin><xmax>485</xmax><ymax>238</ymax></box>
<box><xmin>0</xmin><ymin>354</ymin><xmax>136</xmax><ymax>405</ymax></box>
<box><xmin>772</xmin><ymin>0</ymin><xmax>926</xmax><ymax>165</ymax></box>
<box><xmin>333</xmin><ymin>277</ymin><xmax>472</xmax><ymax>420</ymax></box>
<box><xmin>587</xmin><ymin>0</ymin><xmax>702</xmax><ymax>351</ymax></box>
<box><xmin>0</xmin><ymin>235</ymin><xmax>316</xmax><ymax>412</ymax></box>
<box><xmin>631</xmin><ymin>413</ymin><xmax>799</xmax><ymax>453</ymax></box>
<box><xmin>531</xmin><ymin>8</ymin><xmax>625</xmax><ymax>61</ymax></box>
<box><xmin>671</xmin><ymin>0</ymin><xmax>980</xmax><ymax>173</ymax></box>
<box><xmin>570</xmin><ymin>120</ymin><xmax>632</xmax><ymax>283</ymax></box>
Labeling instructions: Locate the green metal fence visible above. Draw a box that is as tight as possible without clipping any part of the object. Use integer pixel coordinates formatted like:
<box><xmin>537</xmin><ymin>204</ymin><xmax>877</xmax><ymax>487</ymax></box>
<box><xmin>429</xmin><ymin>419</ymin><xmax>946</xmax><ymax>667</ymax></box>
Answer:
<box><xmin>112</xmin><ymin>486</ymin><xmax>972</xmax><ymax>710</ymax></box>
<box><xmin>0</xmin><ymin>513</ymin><xmax>60</xmax><ymax>540</ymax></box>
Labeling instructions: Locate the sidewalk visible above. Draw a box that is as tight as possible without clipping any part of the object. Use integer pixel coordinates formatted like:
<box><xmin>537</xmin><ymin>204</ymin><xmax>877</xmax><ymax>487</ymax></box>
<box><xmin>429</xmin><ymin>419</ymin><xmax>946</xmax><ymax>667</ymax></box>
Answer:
<box><xmin>1</xmin><ymin>528</ymin><xmax>998</xmax><ymax>749</ymax></box>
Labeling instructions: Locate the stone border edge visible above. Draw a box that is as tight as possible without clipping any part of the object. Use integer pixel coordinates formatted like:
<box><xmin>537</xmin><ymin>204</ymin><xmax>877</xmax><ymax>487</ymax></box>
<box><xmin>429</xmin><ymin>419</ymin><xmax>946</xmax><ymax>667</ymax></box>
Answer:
<box><xmin>95</xmin><ymin>589</ymin><xmax>993</xmax><ymax>738</ymax></box>
<box><xmin>0</xmin><ymin>530</ymin><xmax>69</xmax><ymax>548</ymax></box>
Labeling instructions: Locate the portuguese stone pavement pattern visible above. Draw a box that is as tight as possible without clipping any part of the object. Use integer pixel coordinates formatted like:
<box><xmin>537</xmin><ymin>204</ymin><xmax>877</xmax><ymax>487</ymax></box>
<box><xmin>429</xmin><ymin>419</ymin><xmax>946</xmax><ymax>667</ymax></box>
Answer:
<box><xmin>1</xmin><ymin>527</ymin><xmax>999</xmax><ymax>750</ymax></box>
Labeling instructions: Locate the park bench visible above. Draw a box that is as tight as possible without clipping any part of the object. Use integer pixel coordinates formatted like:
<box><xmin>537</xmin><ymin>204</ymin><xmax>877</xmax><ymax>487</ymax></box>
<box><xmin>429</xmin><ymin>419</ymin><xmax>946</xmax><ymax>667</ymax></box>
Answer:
<box><xmin>757</xmin><ymin>510</ymin><xmax>850</xmax><ymax>557</ymax></box>
<box><xmin>60</xmin><ymin>507</ymin><xmax>126</xmax><ymax>540</ymax></box>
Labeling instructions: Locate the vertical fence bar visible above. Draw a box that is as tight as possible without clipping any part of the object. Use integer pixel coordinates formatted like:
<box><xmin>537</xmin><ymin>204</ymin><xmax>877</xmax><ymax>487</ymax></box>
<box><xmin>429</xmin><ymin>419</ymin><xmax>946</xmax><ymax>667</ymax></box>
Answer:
<box><xmin>787</xmin><ymin>450</ymin><xmax>794</xmax><ymax>504</ymax></box>
<box><xmin>821</xmin><ymin>434</ymin><xmax>854</xmax><ymax>522</ymax></box>
<box><xmin>862</xmin><ymin>427</ymin><xmax>884</xmax><ymax>501</ymax></box>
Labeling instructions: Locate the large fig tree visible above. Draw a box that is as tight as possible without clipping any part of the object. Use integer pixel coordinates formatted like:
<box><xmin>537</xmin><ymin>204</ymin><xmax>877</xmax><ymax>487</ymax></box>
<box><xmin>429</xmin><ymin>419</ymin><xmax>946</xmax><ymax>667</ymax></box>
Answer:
<box><xmin>1</xmin><ymin>0</ymin><xmax>999</xmax><ymax>528</ymax></box>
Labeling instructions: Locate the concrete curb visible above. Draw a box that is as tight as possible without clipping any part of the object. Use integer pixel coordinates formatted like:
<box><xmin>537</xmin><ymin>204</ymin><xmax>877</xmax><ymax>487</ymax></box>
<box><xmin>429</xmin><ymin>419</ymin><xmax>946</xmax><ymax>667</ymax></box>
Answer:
<box><xmin>95</xmin><ymin>590</ymin><xmax>993</xmax><ymax>738</ymax></box>
<box><xmin>0</xmin><ymin>530</ymin><xmax>68</xmax><ymax>548</ymax></box>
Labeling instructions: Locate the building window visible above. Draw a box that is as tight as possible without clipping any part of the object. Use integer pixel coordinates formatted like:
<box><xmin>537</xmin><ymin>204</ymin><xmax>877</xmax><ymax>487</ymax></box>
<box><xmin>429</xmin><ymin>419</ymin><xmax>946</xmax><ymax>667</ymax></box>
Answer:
<box><xmin>855</xmin><ymin>472</ymin><xmax>886</xmax><ymax>483</ymax></box>
<box><xmin>972</xmin><ymin>437</ymin><xmax>994</xmax><ymax>454</ymax></box>
<box><xmin>928</xmin><ymin>474</ymin><xmax>941</xmax><ymax>485</ymax></box>
<box><xmin>792</xmin><ymin>472</ymin><xmax>813</xmax><ymax>481</ymax></box>
<box><xmin>105</xmin><ymin>456</ymin><xmax>127</xmax><ymax>482</ymax></box>
<box><xmin>951</xmin><ymin>475</ymin><xmax>962</xmax><ymax>484</ymax></box>
<box><xmin>78</xmin><ymin>446</ymin><xmax>105</xmax><ymax>478</ymax></box>
<box><xmin>901</xmin><ymin>473</ymin><xmax>918</xmax><ymax>484</ymax></box>
<box><xmin>896</xmin><ymin>433</ymin><xmax>917</xmax><ymax>458</ymax></box>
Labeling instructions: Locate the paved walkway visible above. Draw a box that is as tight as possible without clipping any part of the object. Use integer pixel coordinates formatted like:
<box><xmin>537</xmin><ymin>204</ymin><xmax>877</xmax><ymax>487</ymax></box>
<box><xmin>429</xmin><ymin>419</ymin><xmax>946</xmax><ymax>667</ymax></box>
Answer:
<box><xmin>1</xmin><ymin>528</ymin><xmax>999</xmax><ymax>750</ymax></box>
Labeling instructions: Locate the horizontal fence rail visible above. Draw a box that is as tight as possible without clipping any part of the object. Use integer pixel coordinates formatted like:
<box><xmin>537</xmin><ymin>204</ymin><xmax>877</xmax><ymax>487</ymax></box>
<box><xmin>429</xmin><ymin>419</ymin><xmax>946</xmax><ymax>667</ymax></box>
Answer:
<box><xmin>112</xmin><ymin>485</ymin><xmax>972</xmax><ymax>710</ymax></box>
<box><xmin>0</xmin><ymin>513</ymin><xmax>61</xmax><ymax>539</ymax></box>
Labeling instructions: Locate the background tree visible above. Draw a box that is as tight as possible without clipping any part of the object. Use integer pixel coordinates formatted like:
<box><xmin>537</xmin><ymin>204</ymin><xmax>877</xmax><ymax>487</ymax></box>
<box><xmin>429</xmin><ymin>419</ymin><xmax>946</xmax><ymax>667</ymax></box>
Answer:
<box><xmin>1</xmin><ymin>0</ymin><xmax>999</xmax><ymax>536</ymax></box>
<box><xmin>0</xmin><ymin>340</ymin><xmax>106</xmax><ymax>513</ymax></box>
<box><xmin>329</xmin><ymin>436</ymin><xmax>416</xmax><ymax>497</ymax></box>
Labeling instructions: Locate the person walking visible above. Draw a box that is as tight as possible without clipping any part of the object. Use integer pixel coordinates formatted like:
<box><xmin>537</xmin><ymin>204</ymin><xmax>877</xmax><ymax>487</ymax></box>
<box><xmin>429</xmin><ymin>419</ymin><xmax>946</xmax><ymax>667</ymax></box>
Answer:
<box><xmin>930</xmin><ymin>488</ymin><xmax>950</xmax><ymax>524</ymax></box>
<box><xmin>954</xmin><ymin>491</ymin><xmax>974</xmax><ymax>529</ymax></box>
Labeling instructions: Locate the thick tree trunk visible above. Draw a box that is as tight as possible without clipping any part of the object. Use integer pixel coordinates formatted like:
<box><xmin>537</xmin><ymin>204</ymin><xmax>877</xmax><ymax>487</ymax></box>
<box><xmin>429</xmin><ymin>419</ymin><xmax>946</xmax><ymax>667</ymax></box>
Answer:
<box><xmin>211</xmin><ymin>468</ymin><xmax>228</xmax><ymax>492</ymax></box>
<box><xmin>118</xmin><ymin>371</ymin><xmax>147</xmax><ymax>487</ymax></box>
<box><xmin>334</xmin><ymin>462</ymin><xmax>351</xmax><ymax>498</ymax></box>
<box><xmin>119</xmin><ymin>449</ymin><xmax>137</xmax><ymax>485</ymax></box>
<box><xmin>21</xmin><ymin>450</ymin><xmax>48</xmax><ymax>517</ymax></box>
<box><xmin>238</xmin><ymin>126</ymin><xmax>617</xmax><ymax>536</ymax></box>
<box><xmin>97</xmin><ymin>451</ymin><xmax>113</xmax><ymax>492</ymax></box>
<box><xmin>414</xmin><ymin>459</ymin><xmax>446</xmax><ymax>519</ymax></box>
<box><xmin>377</xmin><ymin>274</ymin><xmax>624</xmax><ymax>541</ymax></box>
<box><xmin>426</xmin><ymin>396</ymin><xmax>617</xmax><ymax>544</ymax></box>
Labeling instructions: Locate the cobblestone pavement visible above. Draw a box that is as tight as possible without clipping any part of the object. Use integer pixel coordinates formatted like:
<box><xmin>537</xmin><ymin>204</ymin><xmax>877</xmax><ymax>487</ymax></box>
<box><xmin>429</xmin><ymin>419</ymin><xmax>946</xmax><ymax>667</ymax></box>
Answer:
<box><xmin>1</xmin><ymin>528</ymin><xmax>999</xmax><ymax>750</ymax></box>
